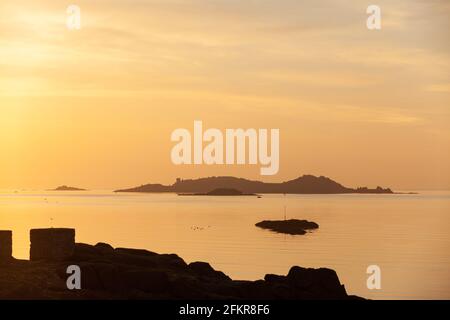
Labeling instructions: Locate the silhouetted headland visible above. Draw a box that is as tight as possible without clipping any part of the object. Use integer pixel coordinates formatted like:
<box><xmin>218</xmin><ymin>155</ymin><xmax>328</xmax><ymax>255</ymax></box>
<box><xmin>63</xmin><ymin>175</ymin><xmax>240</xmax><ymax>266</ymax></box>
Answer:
<box><xmin>0</xmin><ymin>229</ymin><xmax>362</xmax><ymax>300</ymax></box>
<box><xmin>256</xmin><ymin>220</ymin><xmax>319</xmax><ymax>235</ymax></box>
<box><xmin>115</xmin><ymin>175</ymin><xmax>393</xmax><ymax>194</ymax></box>
<box><xmin>50</xmin><ymin>185</ymin><xmax>86</xmax><ymax>191</ymax></box>
<box><xmin>178</xmin><ymin>188</ymin><xmax>258</xmax><ymax>196</ymax></box>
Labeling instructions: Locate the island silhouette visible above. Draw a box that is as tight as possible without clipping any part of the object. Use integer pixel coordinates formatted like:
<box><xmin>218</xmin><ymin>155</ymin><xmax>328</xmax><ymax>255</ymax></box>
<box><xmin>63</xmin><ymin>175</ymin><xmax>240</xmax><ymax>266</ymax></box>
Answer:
<box><xmin>50</xmin><ymin>185</ymin><xmax>86</xmax><ymax>191</ymax></box>
<box><xmin>178</xmin><ymin>188</ymin><xmax>258</xmax><ymax>196</ymax></box>
<box><xmin>115</xmin><ymin>175</ymin><xmax>393</xmax><ymax>194</ymax></box>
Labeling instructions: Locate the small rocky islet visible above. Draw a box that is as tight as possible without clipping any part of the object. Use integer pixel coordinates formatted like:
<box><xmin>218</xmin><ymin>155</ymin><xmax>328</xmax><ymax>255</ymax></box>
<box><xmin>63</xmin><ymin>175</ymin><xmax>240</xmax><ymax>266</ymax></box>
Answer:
<box><xmin>50</xmin><ymin>185</ymin><xmax>86</xmax><ymax>191</ymax></box>
<box><xmin>0</xmin><ymin>228</ymin><xmax>360</xmax><ymax>300</ymax></box>
<box><xmin>255</xmin><ymin>219</ymin><xmax>319</xmax><ymax>235</ymax></box>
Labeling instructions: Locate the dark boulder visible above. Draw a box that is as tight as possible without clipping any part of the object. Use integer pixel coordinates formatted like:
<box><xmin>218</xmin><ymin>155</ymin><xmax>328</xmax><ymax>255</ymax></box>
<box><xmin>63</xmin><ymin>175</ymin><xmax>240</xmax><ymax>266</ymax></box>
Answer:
<box><xmin>188</xmin><ymin>262</ymin><xmax>231</xmax><ymax>281</ymax></box>
<box><xmin>121</xmin><ymin>270</ymin><xmax>169</xmax><ymax>293</ymax></box>
<box><xmin>168</xmin><ymin>277</ymin><xmax>211</xmax><ymax>299</ymax></box>
<box><xmin>78</xmin><ymin>263</ymin><xmax>103</xmax><ymax>290</ymax></box>
<box><xmin>115</xmin><ymin>248</ymin><xmax>158</xmax><ymax>257</ymax></box>
<box><xmin>111</xmin><ymin>251</ymin><xmax>159</xmax><ymax>269</ymax></box>
<box><xmin>94</xmin><ymin>243</ymin><xmax>114</xmax><ymax>255</ymax></box>
<box><xmin>73</xmin><ymin>243</ymin><xmax>99</xmax><ymax>260</ymax></box>
<box><xmin>287</xmin><ymin>266</ymin><xmax>347</xmax><ymax>298</ymax></box>
<box><xmin>264</xmin><ymin>273</ymin><xmax>286</xmax><ymax>283</ymax></box>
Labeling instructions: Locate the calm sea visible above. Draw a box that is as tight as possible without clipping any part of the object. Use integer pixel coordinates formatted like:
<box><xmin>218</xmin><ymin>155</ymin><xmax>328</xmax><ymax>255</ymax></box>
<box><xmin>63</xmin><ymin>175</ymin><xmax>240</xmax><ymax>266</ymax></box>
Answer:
<box><xmin>1</xmin><ymin>190</ymin><xmax>449</xmax><ymax>299</ymax></box>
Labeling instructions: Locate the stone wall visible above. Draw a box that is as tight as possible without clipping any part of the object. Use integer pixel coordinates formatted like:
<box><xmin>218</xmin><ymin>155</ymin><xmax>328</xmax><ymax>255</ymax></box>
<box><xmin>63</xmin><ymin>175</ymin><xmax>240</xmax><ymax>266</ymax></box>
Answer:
<box><xmin>30</xmin><ymin>228</ymin><xmax>75</xmax><ymax>261</ymax></box>
<box><xmin>0</xmin><ymin>230</ymin><xmax>12</xmax><ymax>260</ymax></box>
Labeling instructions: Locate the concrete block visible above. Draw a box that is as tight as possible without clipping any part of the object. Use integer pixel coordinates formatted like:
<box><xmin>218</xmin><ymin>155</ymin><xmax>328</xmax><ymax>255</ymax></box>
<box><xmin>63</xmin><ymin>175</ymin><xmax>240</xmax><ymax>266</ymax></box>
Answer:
<box><xmin>30</xmin><ymin>228</ymin><xmax>75</xmax><ymax>261</ymax></box>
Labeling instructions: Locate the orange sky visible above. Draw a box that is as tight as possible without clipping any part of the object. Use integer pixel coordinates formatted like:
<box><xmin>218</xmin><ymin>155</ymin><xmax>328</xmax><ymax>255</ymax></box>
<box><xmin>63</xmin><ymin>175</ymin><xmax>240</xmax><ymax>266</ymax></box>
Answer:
<box><xmin>0</xmin><ymin>0</ymin><xmax>449</xmax><ymax>190</ymax></box>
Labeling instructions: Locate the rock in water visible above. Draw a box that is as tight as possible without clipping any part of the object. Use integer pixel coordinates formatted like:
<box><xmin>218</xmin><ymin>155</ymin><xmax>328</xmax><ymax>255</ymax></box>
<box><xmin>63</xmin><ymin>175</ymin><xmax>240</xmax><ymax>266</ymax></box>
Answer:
<box><xmin>255</xmin><ymin>219</ymin><xmax>319</xmax><ymax>235</ymax></box>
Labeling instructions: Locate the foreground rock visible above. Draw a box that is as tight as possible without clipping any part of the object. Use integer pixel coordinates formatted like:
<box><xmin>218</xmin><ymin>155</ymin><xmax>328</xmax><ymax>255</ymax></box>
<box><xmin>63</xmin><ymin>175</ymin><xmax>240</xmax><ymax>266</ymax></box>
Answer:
<box><xmin>0</xmin><ymin>242</ymin><xmax>360</xmax><ymax>300</ymax></box>
<box><xmin>256</xmin><ymin>219</ymin><xmax>319</xmax><ymax>235</ymax></box>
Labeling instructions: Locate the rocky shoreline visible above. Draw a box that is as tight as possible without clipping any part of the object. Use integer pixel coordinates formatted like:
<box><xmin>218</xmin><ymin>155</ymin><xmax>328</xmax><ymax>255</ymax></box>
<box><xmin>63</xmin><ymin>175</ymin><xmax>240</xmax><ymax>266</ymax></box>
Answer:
<box><xmin>0</xmin><ymin>229</ymin><xmax>361</xmax><ymax>300</ymax></box>
<box><xmin>0</xmin><ymin>246</ymin><xmax>361</xmax><ymax>300</ymax></box>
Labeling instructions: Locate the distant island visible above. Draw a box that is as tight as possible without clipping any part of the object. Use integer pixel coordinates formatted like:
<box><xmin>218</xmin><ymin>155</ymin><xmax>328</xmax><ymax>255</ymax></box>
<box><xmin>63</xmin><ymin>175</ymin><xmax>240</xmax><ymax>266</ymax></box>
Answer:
<box><xmin>115</xmin><ymin>175</ymin><xmax>393</xmax><ymax>194</ymax></box>
<box><xmin>178</xmin><ymin>188</ymin><xmax>258</xmax><ymax>196</ymax></box>
<box><xmin>256</xmin><ymin>219</ymin><xmax>319</xmax><ymax>235</ymax></box>
<box><xmin>50</xmin><ymin>185</ymin><xmax>86</xmax><ymax>191</ymax></box>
